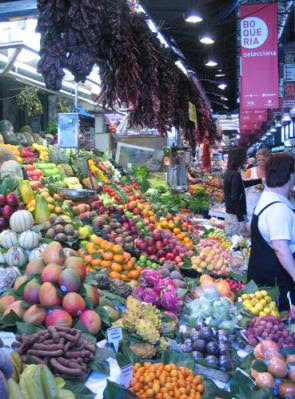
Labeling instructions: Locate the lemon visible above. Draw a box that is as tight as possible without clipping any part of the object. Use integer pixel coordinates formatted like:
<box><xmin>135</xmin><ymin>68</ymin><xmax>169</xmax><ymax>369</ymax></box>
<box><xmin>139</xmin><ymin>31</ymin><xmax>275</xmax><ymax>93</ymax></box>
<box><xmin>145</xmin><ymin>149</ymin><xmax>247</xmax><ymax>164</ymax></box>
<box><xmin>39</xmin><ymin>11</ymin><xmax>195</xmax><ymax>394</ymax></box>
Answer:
<box><xmin>260</xmin><ymin>299</ymin><xmax>267</xmax><ymax>307</ymax></box>
<box><xmin>265</xmin><ymin>295</ymin><xmax>272</xmax><ymax>303</ymax></box>
<box><xmin>255</xmin><ymin>291</ymin><xmax>263</xmax><ymax>299</ymax></box>
<box><xmin>261</xmin><ymin>290</ymin><xmax>268</xmax><ymax>297</ymax></box>
<box><xmin>255</xmin><ymin>303</ymin><xmax>263</xmax><ymax>312</ymax></box>
<box><xmin>241</xmin><ymin>294</ymin><xmax>249</xmax><ymax>301</ymax></box>
<box><xmin>264</xmin><ymin>307</ymin><xmax>271</xmax><ymax>315</ymax></box>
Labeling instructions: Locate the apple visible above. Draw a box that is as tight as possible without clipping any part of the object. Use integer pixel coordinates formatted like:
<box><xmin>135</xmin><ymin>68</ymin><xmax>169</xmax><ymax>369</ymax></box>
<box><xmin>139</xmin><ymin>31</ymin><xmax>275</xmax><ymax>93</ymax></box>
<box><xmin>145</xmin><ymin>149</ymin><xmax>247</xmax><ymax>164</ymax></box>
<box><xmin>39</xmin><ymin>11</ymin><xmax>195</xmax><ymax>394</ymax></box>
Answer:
<box><xmin>0</xmin><ymin>195</ymin><xmax>6</xmax><ymax>206</ymax></box>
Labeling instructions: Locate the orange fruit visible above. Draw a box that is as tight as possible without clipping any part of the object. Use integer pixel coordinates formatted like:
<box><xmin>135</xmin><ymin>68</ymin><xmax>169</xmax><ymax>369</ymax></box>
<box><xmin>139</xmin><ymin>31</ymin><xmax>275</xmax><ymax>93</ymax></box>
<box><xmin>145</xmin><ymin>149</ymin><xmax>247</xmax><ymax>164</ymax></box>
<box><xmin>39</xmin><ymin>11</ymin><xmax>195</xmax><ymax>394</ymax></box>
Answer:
<box><xmin>124</xmin><ymin>261</ymin><xmax>134</xmax><ymax>271</ymax></box>
<box><xmin>85</xmin><ymin>243</ymin><xmax>97</xmax><ymax>254</ymax></box>
<box><xmin>91</xmin><ymin>258</ymin><xmax>101</xmax><ymax>267</ymax></box>
<box><xmin>102</xmin><ymin>251</ymin><xmax>113</xmax><ymax>261</ymax></box>
<box><xmin>128</xmin><ymin>270</ymin><xmax>139</xmax><ymax>279</ymax></box>
<box><xmin>109</xmin><ymin>271</ymin><xmax>121</xmax><ymax>279</ymax></box>
<box><xmin>84</xmin><ymin>255</ymin><xmax>93</xmax><ymax>264</ymax></box>
<box><xmin>111</xmin><ymin>263</ymin><xmax>123</xmax><ymax>273</ymax></box>
<box><xmin>113</xmin><ymin>254</ymin><xmax>124</xmax><ymax>263</ymax></box>
<box><xmin>112</xmin><ymin>244</ymin><xmax>123</xmax><ymax>254</ymax></box>
<box><xmin>101</xmin><ymin>260</ymin><xmax>112</xmax><ymax>268</ymax></box>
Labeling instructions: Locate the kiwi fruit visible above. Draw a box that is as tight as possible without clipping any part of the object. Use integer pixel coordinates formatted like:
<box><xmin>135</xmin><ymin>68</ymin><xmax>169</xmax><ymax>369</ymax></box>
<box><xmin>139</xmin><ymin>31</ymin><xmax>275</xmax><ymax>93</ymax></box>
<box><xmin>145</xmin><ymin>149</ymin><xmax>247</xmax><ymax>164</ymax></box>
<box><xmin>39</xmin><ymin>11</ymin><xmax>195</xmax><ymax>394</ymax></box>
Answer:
<box><xmin>44</xmin><ymin>221</ymin><xmax>52</xmax><ymax>230</ymax></box>
<box><xmin>46</xmin><ymin>228</ymin><xmax>55</xmax><ymax>239</ymax></box>
<box><xmin>66</xmin><ymin>235</ymin><xmax>74</xmax><ymax>242</ymax></box>
<box><xmin>55</xmin><ymin>233</ymin><xmax>67</xmax><ymax>242</ymax></box>
<box><xmin>64</xmin><ymin>224</ymin><xmax>74</xmax><ymax>234</ymax></box>
<box><xmin>54</xmin><ymin>224</ymin><xmax>65</xmax><ymax>234</ymax></box>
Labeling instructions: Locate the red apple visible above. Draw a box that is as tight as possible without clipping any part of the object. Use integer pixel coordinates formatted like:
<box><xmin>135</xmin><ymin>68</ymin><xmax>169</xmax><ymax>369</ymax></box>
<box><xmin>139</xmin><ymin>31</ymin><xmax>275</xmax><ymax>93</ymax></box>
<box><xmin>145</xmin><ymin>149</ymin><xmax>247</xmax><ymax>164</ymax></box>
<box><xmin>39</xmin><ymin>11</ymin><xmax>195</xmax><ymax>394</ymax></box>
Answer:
<box><xmin>0</xmin><ymin>195</ymin><xmax>6</xmax><ymax>206</ymax></box>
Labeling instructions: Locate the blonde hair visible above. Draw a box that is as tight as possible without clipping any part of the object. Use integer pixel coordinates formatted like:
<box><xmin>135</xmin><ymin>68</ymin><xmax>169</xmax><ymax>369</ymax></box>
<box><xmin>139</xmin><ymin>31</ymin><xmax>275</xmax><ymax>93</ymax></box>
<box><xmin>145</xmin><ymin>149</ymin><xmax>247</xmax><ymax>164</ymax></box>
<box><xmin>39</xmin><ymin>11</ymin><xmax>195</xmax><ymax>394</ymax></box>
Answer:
<box><xmin>256</xmin><ymin>148</ymin><xmax>270</xmax><ymax>159</ymax></box>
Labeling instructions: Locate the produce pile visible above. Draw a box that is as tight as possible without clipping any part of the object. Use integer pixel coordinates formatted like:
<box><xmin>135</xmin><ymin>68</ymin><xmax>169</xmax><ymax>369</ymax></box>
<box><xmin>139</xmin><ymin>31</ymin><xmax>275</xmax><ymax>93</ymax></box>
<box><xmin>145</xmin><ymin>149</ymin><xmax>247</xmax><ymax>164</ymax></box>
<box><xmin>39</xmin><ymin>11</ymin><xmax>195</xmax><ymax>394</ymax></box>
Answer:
<box><xmin>0</xmin><ymin>124</ymin><xmax>295</xmax><ymax>398</ymax></box>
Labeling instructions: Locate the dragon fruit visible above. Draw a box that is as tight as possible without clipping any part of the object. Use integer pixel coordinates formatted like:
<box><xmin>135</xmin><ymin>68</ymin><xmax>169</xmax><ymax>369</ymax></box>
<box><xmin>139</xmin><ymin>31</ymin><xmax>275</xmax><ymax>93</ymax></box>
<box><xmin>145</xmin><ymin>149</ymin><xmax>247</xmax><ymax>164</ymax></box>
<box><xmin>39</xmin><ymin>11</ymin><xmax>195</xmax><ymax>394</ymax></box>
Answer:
<box><xmin>142</xmin><ymin>288</ymin><xmax>160</xmax><ymax>306</ymax></box>
<box><xmin>160</xmin><ymin>289</ymin><xmax>182</xmax><ymax>312</ymax></box>
<box><xmin>140</xmin><ymin>270</ymin><xmax>161</xmax><ymax>287</ymax></box>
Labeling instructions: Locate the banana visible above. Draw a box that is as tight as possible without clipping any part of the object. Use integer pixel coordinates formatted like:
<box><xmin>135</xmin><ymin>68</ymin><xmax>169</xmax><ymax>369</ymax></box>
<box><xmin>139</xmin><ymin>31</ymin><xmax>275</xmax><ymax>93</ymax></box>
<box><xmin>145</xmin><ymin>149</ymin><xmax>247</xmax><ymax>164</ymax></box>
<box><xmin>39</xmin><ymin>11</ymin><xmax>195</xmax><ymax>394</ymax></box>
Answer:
<box><xmin>20</xmin><ymin>364</ymin><xmax>39</xmax><ymax>380</ymax></box>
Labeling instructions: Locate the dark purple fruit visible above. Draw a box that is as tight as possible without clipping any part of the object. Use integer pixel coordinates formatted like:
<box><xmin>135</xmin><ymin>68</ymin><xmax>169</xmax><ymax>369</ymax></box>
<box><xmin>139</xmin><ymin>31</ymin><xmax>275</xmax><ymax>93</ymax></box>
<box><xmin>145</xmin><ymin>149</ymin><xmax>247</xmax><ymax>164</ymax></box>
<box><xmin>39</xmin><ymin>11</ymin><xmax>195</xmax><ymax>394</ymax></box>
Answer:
<box><xmin>205</xmin><ymin>355</ymin><xmax>218</xmax><ymax>367</ymax></box>
<box><xmin>193</xmin><ymin>339</ymin><xmax>206</xmax><ymax>352</ymax></box>
<box><xmin>219</xmin><ymin>355</ymin><xmax>232</xmax><ymax>371</ymax></box>
<box><xmin>206</xmin><ymin>341</ymin><xmax>219</xmax><ymax>355</ymax></box>
<box><xmin>192</xmin><ymin>351</ymin><xmax>204</xmax><ymax>361</ymax></box>
<box><xmin>218</xmin><ymin>343</ymin><xmax>229</xmax><ymax>355</ymax></box>
<box><xmin>200</xmin><ymin>327</ymin><xmax>213</xmax><ymax>341</ymax></box>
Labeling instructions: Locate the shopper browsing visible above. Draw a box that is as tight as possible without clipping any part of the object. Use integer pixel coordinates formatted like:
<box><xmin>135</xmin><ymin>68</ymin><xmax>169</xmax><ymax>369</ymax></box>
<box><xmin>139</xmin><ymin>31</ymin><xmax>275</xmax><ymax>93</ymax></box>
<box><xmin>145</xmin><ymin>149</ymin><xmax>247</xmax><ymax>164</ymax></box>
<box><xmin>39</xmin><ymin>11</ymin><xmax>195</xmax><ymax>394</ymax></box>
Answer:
<box><xmin>248</xmin><ymin>153</ymin><xmax>295</xmax><ymax>313</ymax></box>
<box><xmin>244</xmin><ymin>148</ymin><xmax>270</xmax><ymax>225</ymax></box>
<box><xmin>223</xmin><ymin>147</ymin><xmax>261</xmax><ymax>236</ymax></box>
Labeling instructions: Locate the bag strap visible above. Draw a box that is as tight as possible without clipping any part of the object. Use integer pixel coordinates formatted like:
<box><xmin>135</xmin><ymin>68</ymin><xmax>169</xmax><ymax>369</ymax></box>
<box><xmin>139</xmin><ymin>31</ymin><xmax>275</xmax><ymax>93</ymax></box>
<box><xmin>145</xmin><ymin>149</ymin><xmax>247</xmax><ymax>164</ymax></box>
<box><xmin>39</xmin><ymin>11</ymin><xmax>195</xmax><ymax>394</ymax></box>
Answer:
<box><xmin>257</xmin><ymin>201</ymin><xmax>281</xmax><ymax>217</ymax></box>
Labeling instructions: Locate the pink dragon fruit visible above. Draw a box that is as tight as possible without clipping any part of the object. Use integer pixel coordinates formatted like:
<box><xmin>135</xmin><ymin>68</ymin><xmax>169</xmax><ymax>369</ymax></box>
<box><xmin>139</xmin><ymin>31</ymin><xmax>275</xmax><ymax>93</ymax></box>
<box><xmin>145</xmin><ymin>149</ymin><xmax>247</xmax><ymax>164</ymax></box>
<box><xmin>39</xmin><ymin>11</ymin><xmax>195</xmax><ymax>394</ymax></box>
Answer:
<box><xmin>140</xmin><ymin>270</ymin><xmax>161</xmax><ymax>287</ymax></box>
<box><xmin>160</xmin><ymin>289</ymin><xmax>182</xmax><ymax>312</ymax></box>
<box><xmin>142</xmin><ymin>288</ymin><xmax>160</xmax><ymax>306</ymax></box>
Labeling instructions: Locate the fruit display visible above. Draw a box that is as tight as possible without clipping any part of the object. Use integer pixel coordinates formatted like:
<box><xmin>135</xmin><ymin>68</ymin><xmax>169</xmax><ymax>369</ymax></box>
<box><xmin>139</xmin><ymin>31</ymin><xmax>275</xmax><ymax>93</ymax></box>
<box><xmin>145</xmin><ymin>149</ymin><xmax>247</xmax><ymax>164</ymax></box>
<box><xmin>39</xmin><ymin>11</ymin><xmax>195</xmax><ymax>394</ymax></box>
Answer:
<box><xmin>0</xmin><ymin>192</ymin><xmax>24</xmax><ymax>231</ymax></box>
<box><xmin>193</xmin><ymin>274</ymin><xmax>235</xmax><ymax>301</ymax></box>
<box><xmin>158</xmin><ymin>214</ymin><xmax>194</xmax><ymax>247</ymax></box>
<box><xmin>241</xmin><ymin>290</ymin><xmax>279</xmax><ymax>316</ymax></box>
<box><xmin>113</xmin><ymin>296</ymin><xmax>168</xmax><ymax>347</ymax></box>
<box><xmin>8</xmin><ymin>354</ymin><xmax>76</xmax><ymax>399</ymax></box>
<box><xmin>43</xmin><ymin>214</ymin><xmax>78</xmax><ymax>243</ymax></box>
<box><xmin>251</xmin><ymin>340</ymin><xmax>295</xmax><ymax>395</ymax></box>
<box><xmin>186</xmin><ymin>289</ymin><xmax>239</xmax><ymax>332</ymax></box>
<box><xmin>223</xmin><ymin>277</ymin><xmax>245</xmax><ymax>292</ymax></box>
<box><xmin>134</xmin><ymin>269</ymin><xmax>183</xmax><ymax>313</ymax></box>
<box><xmin>1</xmin><ymin>241</ymin><xmax>102</xmax><ymax>335</ymax></box>
<box><xmin>245</xmin><ymin>315</ymin><xmax>294</xmax><ymax>347</ymax></box>
<box><xmin>81</xmin><ymin>234</ymin><xmax>141</xmax><ymax>281</ymax></box>
<box><xmin>135</xmin><ymin>230</ymin><xmax>193</xmax><ymax>266</ymax></box>
<box><xmin>179</xmin><ymin>324</ymin><xmax>233</xmax><ymax>371</ymax></box>
<box><xmin>12</xmin><ymin>326</ymin><xmax>96</xmax><ymax>380</ymax></box>
<box><xmin>32</xmin><ymin>143</ymin><xmax>49</xmax><ymax>162</ymax></box>
<box><xmin>192</xmin><ymin>239</ymin><xmax>231</xmax><ymax>275</ymax></box>
<box><xmin>130</xmin><ymin>362</ymin><xmax>204</xmax><ymax>399</ymax></box>
<box><xmin>20</xmin><ymin>147</ymin><xmax>38</xmax><ymax>163</ymax></box>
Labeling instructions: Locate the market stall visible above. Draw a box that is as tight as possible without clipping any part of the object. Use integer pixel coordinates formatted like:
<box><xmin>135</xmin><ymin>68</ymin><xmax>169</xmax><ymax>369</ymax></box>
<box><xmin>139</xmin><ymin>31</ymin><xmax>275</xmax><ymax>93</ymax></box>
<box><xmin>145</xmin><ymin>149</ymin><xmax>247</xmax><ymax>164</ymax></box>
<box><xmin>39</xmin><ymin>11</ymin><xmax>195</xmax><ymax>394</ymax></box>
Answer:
<box><xmin>0</xmin><ymin>1</ymin><xmax>294</xmax><ymax>399</ymax></box>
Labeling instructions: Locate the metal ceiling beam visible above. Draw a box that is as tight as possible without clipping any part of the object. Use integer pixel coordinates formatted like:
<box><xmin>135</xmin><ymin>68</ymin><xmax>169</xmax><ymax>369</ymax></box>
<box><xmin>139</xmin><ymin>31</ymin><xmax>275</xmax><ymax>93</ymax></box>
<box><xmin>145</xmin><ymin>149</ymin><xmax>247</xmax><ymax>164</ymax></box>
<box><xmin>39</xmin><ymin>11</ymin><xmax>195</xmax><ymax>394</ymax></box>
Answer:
<box><xmin>0</xmin><ymin>1</ymin><xmax>38</xmax><ymax>21</ymax></box>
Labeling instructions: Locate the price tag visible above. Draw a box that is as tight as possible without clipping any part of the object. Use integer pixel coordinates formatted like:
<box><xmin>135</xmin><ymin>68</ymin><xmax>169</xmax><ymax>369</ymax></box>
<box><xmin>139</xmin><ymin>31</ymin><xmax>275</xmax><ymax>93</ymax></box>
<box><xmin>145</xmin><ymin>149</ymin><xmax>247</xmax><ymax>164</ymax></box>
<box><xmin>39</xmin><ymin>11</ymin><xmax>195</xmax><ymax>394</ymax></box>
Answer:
<box><xmin>0</xmin><ymin>332</ymin><xmax>15</xmax><ymax>348</ymax></box>
<box><xmin>188</xmin><ymin>102</ymin><xmax>197</xmax><ymax>125</ymax></box>
<box><xmin>120</xmin><ymin>363</ymin><xmax>133</xmax><ymax>388</ymax></box>
<box><xmin>107</xmin><ymin>327</ymin><xmax>122</xmax><ymax>352</ymax></box>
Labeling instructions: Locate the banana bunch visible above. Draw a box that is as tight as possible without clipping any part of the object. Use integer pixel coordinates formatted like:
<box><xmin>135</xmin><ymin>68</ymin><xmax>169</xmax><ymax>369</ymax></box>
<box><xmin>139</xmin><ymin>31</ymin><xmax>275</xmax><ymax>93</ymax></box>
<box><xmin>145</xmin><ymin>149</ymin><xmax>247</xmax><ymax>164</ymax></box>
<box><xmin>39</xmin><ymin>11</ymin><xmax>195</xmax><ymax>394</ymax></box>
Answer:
<box><xmin>9</xmin><ymin>352</ymin><xmax>75</xmax><ymax>398</ymax></box>
<box><xmin>16</xmin><ymin>87</ymin><xmax>43</xmax><ymax>116</ymax></box>
<box><xmin>32</xmin><ymin>144</ymin><xmax>49</xmax><ymax>162</ymax></box>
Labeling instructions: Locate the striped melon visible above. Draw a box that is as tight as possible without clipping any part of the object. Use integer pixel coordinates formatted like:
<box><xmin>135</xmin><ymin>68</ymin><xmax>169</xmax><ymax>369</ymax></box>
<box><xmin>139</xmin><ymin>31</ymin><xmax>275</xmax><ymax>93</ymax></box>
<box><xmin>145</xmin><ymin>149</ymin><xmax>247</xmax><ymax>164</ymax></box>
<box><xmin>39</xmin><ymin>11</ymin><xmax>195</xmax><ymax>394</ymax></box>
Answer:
<box><xmin>0</xmin><ymin>230</ymin><xmax>18</xmax><ymax>249</ymax></box>
<box><xmin>9</xmin><ymin>210</ymin><xmax>34</xmax><ymax>233</ymax></box>
<box><xmin>18</xmin><ymin>230</ymin><xmax>40</xmax><ymax>250</ymax></box>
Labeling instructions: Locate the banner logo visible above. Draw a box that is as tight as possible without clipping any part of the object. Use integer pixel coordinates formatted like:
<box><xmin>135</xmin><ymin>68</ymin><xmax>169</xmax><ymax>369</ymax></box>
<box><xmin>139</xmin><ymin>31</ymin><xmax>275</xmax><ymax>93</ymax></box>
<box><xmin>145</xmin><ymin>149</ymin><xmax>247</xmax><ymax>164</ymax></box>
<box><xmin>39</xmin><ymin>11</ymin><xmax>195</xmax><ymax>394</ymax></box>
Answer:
<box><xmin>241</xmin><ymin>17</ymin><xmax>268</xmax><ymax>49</ymax></box>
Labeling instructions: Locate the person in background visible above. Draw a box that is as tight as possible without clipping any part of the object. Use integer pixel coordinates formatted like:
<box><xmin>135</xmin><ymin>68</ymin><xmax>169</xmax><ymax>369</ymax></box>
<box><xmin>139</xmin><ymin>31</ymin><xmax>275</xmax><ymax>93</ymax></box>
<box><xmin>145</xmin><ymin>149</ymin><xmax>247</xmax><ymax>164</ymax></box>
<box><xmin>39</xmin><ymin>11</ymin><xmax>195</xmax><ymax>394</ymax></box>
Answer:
<box><xmin>248</xmin><ymin>153</ymin><xmax>295</xmax><ymax>313</ymax></box>
<box><xmin>244</xmin><ymin>148</ymin><xmax>271</xmax><ymax>225</ymax></box>
<box><xmin>224</xmin><ymin>147</ymin><xmax>261</xmax><ymax>236</ymax></box>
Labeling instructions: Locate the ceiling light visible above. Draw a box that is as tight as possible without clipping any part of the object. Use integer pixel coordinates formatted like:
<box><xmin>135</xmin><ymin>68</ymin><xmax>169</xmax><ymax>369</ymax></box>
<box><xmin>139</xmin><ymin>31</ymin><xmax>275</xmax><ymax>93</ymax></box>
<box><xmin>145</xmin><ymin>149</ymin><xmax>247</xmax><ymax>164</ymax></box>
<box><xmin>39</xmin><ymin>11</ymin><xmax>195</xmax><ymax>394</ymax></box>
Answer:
<box><xmin>184</xmin><ymin>1</ymin><xmax>202</xmax><ymax>24</ymax></box>
<box><xmin>218</xmin><ymin>83</ymin><xmax>227</xmax><ymax>90</ymax></box>
<box><xmin>236</xmin><ymin>134</ymin><xmax>240</xmax><ymax>139</ymax></box>
<box><xmin>220</xmin><ymin>96</ymin><xmax>228</xmax><ymax>101</ymax></box>
<box><xmin>215</xmin><ymin>73</ymin><xmax>226</xmax><ymax>77</ymax></box>
<box><xmin>266</xmin><ymin>131</ymin><xmax>272</xmax><ymax>136</ymax></box>
<box><xmin>200</xmin><ymin>34</ymin><xmax>214</xmax><ymax>45</ymax></box>
<box><xmin>270</xmin><ymin>126</ymin><xmax>276</xmax><ymax>133</ymax></box>
<box><xmin>205</xmin><ymin>59</ymin><xmax>218</xmax><ymax>67</ymax></box>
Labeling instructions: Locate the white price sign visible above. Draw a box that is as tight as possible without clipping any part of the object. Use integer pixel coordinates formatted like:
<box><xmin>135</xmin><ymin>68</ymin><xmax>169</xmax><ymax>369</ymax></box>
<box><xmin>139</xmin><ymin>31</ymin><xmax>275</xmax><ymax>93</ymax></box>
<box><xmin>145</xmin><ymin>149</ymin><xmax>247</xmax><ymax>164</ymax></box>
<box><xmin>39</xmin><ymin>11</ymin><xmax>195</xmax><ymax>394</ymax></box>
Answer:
<box><xmin>107</xmin><ymin>327</ymin><xmax>122</xmax><ymax>352</ymax></box>
<box><xmin>0</xmin><ymin>332</ymin><xmax>15</xmax><ymax>348</ymax></box>
<box><xmin>120</xmin><ymin>363</ymin><xmax>133</xmax><ymax>388</ymax></box>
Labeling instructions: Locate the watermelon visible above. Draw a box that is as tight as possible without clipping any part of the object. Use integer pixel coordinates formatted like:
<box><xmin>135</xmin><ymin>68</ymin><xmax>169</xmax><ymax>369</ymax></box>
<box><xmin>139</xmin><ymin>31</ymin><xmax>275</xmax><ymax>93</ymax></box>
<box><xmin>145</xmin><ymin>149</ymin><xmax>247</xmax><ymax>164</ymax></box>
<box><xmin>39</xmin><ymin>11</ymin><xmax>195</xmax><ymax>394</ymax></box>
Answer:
<box><xmin>20</xmin><ymin>125</ymin><xmax>33</xmax><ymax>134</ymax></box>
<box><xmin>16</xmin><ymin>133</ymin><xmax>29</xmax><ymax>147</ymax></box>
<box><xmin>0</xmin><ymin>120</ymin><xmax>18</xmax><ymax>145</ymax></box>
<box><xmin>22</xmin><ymin>132</ymin><xmax>34</xmax><ymax>146</ymax></box>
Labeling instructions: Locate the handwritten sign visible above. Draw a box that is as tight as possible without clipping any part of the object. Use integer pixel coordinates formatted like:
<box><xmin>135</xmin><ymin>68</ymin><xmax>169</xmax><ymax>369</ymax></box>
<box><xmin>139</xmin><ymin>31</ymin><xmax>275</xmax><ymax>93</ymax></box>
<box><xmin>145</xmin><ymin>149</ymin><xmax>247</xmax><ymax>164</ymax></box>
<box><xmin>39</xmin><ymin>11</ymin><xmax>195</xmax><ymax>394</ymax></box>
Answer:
<box><xmin>120</xmin><ymin>363</ymin><xmax>133</xmax><ymax>388</ymax></box>
<box><xmin>107</xmin><ymin>327</ymin><xmax>122</xmax><ymax>352</ymax></box>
